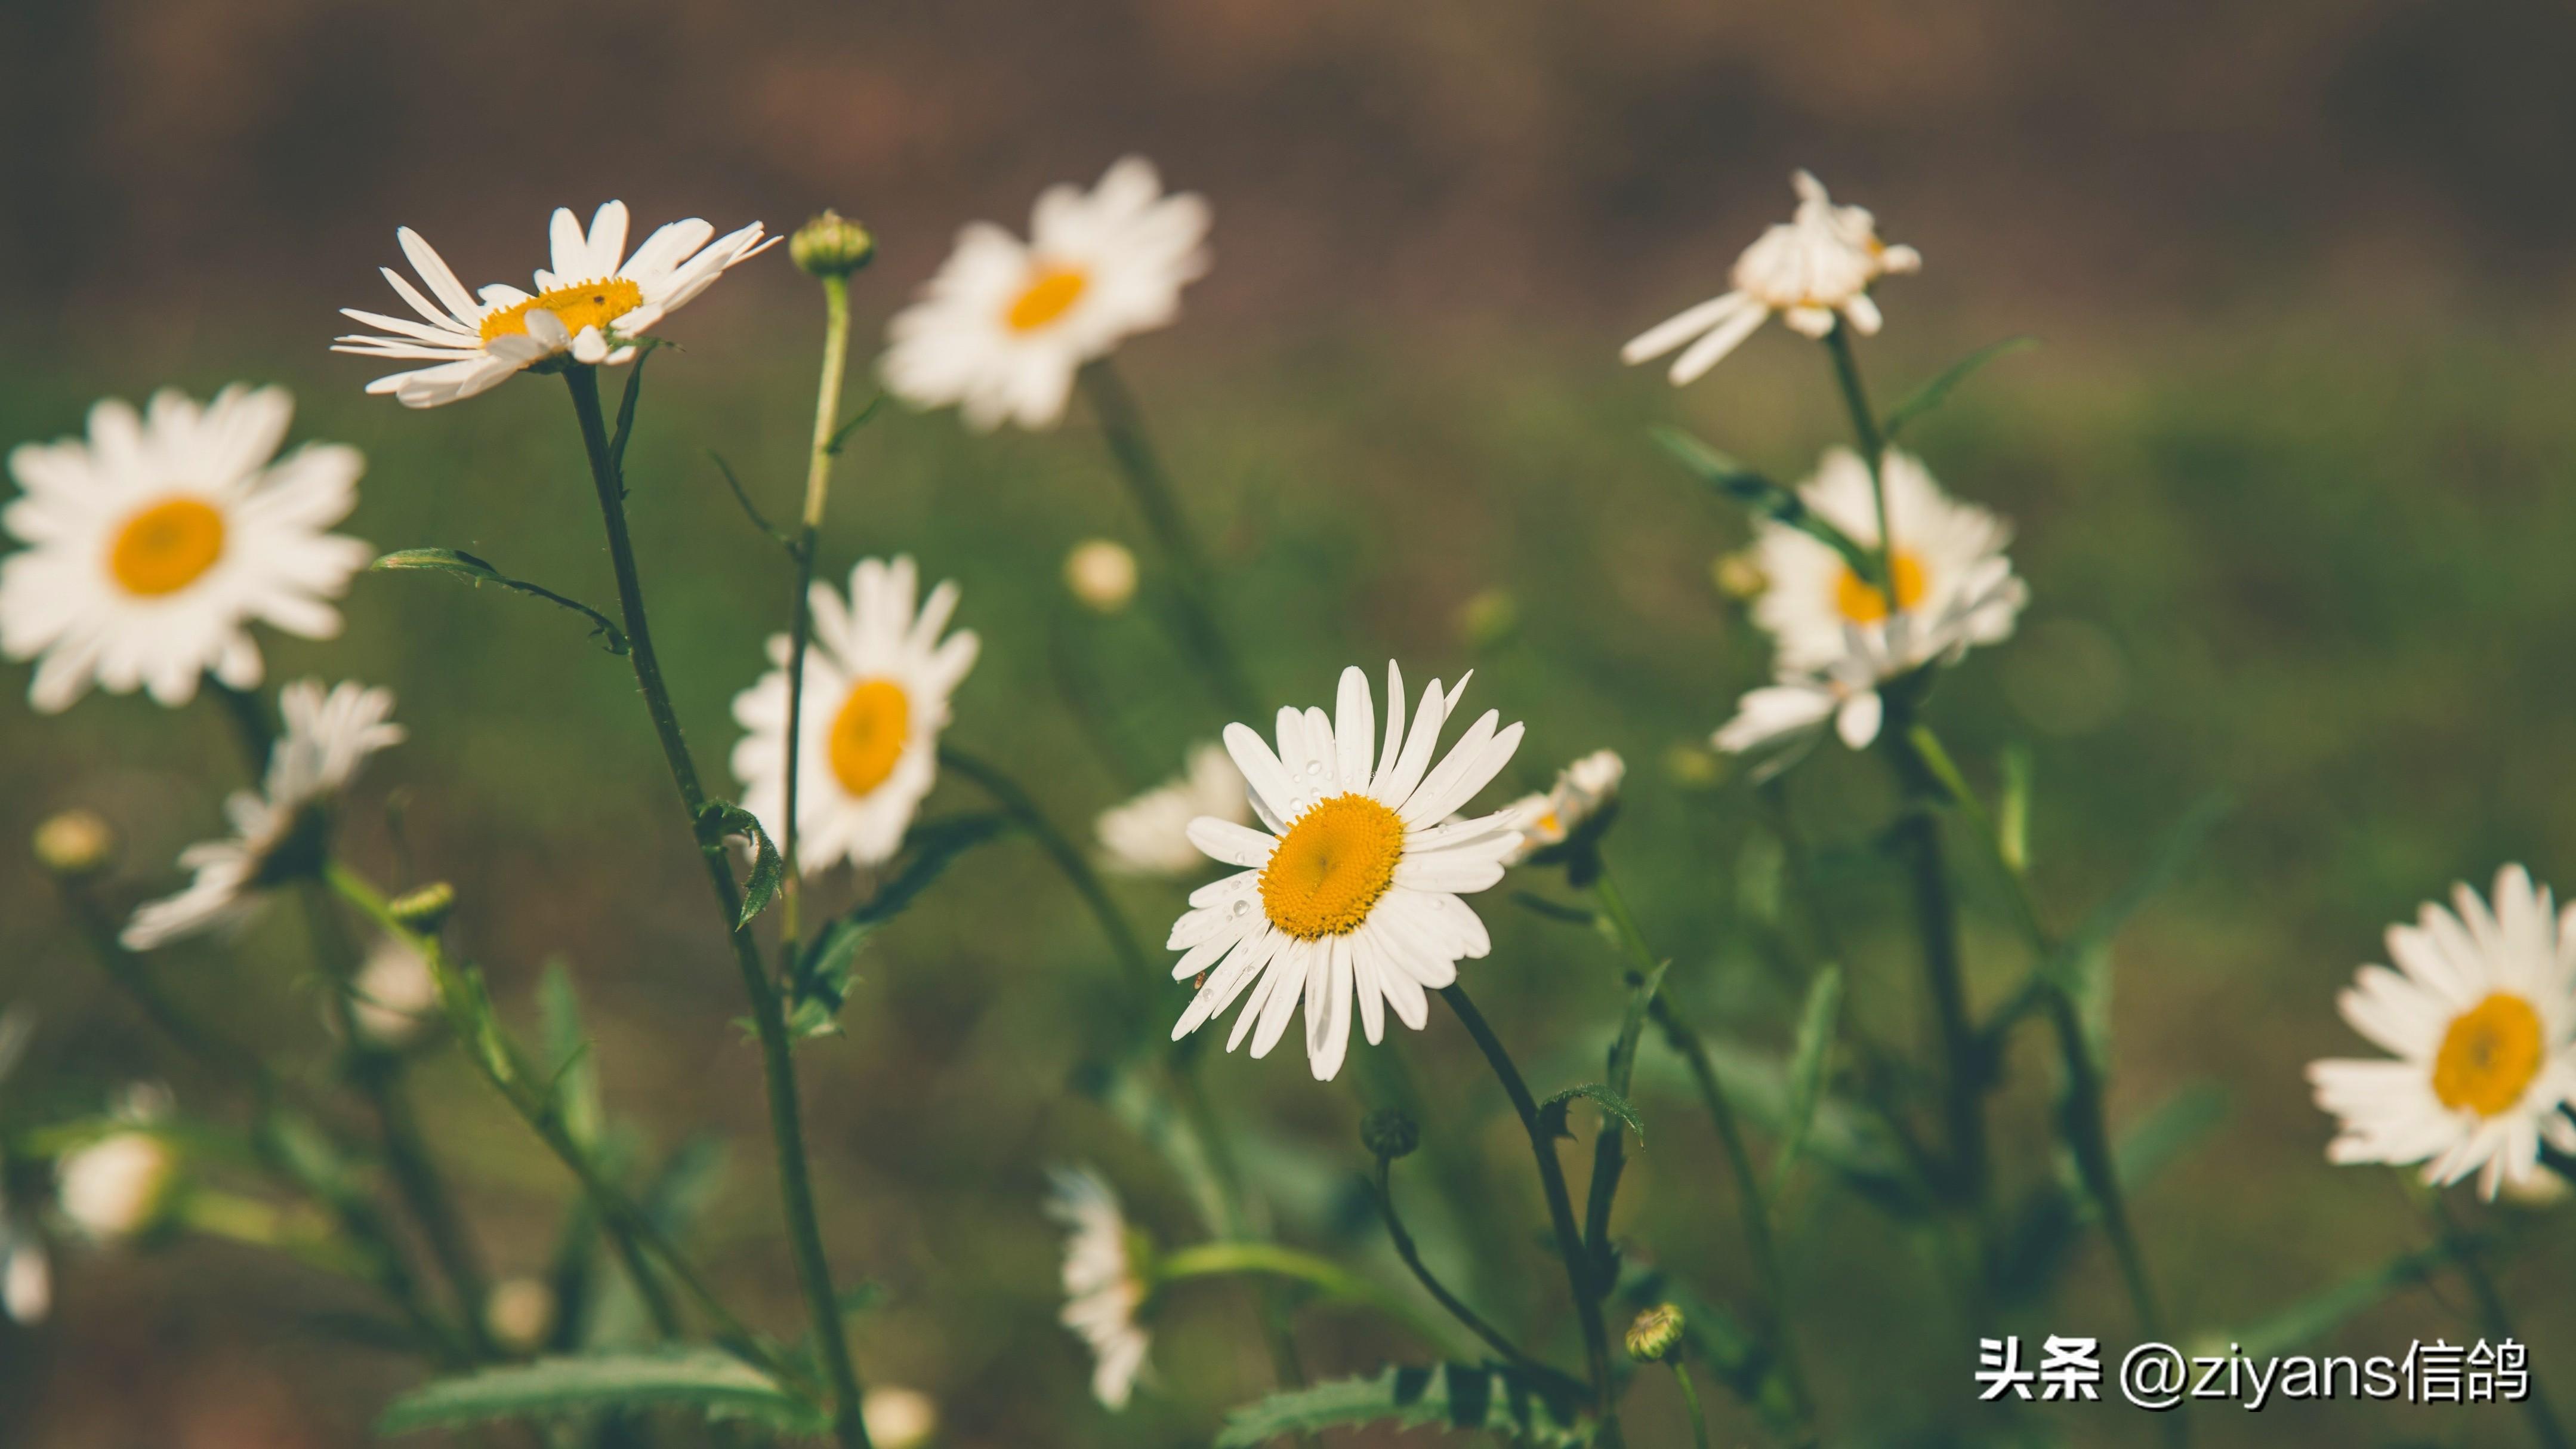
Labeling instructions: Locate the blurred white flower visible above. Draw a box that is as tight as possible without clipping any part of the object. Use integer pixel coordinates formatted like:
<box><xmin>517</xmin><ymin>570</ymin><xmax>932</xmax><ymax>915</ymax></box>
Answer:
<box><xmin>337</xmin><ymin>202</ymin><xmax>776</xmax><ymax>408</ymax></box>
<box><xmin>862</xmin><ymin>1387</ymin><xmax>939</xmax><ymax>1449</ymax></box>
<box><xmin>0</xmin><ymin>1009</ymin><xmax>46</xmax><ymax>1323</ymax></box>
<box><xmin>1064</xmin><ymin>539</ymin><xmax>1139</xmax><ymax>612</ymax></box>
<box><xmin>732</xmin><ymin>557</ymin><xmax>979</xmax><ymax>873</ymax></box>
<box><xmin>1045</xmin><ymin>1166</ymin><xmax>1149</xmax><ymax>1410</ymax></box>
<box><xmin>0</xmin><ymin>386</ymin><xmax>367</xmax><ymax>713</ymax></box>
<box><xmin>347</xmin><ymin>936</ymin><xmax>439</xmax><ymax>1047</ymax></box>
<box><xmin>1751</xmin><ymin>448</ymin><xmax>2025</xmax><ymax>675</ymax></box>
<box><xmin>124</xmin><ymin>680</ymin><xmax>404</xmax><ymax>949</ymax></box>
<box><xmin>1098</xmin><ymin>744</ymin><xmax>1249</xmax><ymax>877</ymax></box>
<box><xmin>1622</xmin><ymin>170</ymin><xmax>1919</xmax><ymax>385</ymax></box>
<box><xmin>881</xmin><ymin>157</ymin><xmax>1211</xmax><ymax>430</ymax></box>
<box><xmin>2309</xmin><ymin>865</ymin><xmax>2576</xmax><ymax>1200</ymax></box>
<box><xmin>56</xmin><ymin>1131</ymin><xmax>178</xmax><ymax>1242</ymax></box>
<box><xmin>483</xmin><ymin>1277</ymin><xmax>557</xmax><ymax>1351</ymax></box>
<box><xmin>1502</xmin><ymin>749</ymin><xmax>1625</xmax><ymax>864</ymax></box>
<box><xmin>1167</xmin><ymin>664</ymin><xmax>1523</xmax><ymax>1082</ymax></box>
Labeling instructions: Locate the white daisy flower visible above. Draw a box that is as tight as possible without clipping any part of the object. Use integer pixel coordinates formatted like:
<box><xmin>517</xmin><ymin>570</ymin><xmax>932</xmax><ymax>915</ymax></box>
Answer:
<box><xmin>1</xmin><ymin>386</ymin><xmax>367</xmax><ymax>714</ymax></box>
<box><xmin>0</xmin><ymin>1008</ymin><xmax>47</xmax><ymax>1324</ymax></box>
<box><xmin>123</xmin><ymin>679</ymin><xmax>404</xmax><ymax>950</ymax></box>
<box><xmin>1097</xmin><ymin>743</ymin><xmax>1250</xmax><ymax>877</ymax></box>
<box><xmin>55</xmin><ymin>1130</ymin><xmax>178</xmax><ymax>1242</ymax></box>
<box><xmin>730</xmin><ymin>557</ymin><xmax>980</xmax><ymax>873</ymax></box>
<box><xmin>881</xmin><ymin>157</ymin><xmax>1211</xmax><ymax>431</ymax></box>
<box><xmin>1044</xmin><ymin>1166</ymin><xmax>1150</xmax><ymax>1410</ymax></box>
<box><xmin>2307</xmin><ymin>865</ymin><xmax>2576</xmax><ymax>1200</ymax></box>
<box><xmin>335</xmin><ymin>202</ymin><xmax>776</xmax><ymax>409</ymax></box>
<box><xmin>1166</xmin><ymin>664</ymin><xmax>1525</xmax><ymax>1082</ymax></box>
<box><xmin>1502</xmin><ymin>749</ymin><xmax>1626</xmax><ymax>865</ymax></box>
<box><xmin>1622</xmin><ymin>170</ymin><xmax>1920</xmax><ymax>385</ymax></box>
<box><xmin>1750</xmin><ymin>447</ymin><xmax>2025</xmax><ymax>675</ymax></box>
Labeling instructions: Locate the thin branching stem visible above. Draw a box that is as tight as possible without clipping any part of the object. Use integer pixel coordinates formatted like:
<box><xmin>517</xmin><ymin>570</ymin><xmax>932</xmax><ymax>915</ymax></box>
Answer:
<box><xmin>1822</xmin><ymin>323</ymin><xmax>1895</xmax><ymax>594</ymax></box>
<box><xmin>1671</xmin><ymin>1360</ymin><xmax>1714</xmax><ymax>1449</ymax></box>
<box><xmin>1370</xmin><ymin>1158</ymin><xmax>1585</xmax><ymax>1398</ymax></box>
<box><xmin>780</xmin><ymin>271</ymin><xmax>854</xmax><ymax>946</ymax></box>
<box><xmin>2431</xmin><ymin>1195</ymin><xmax>2568</xmax><ymax>1449</ymax></box>
<box><xmin>562</xmin><ymin>366</ymin><xmax>872</xmax><ymax>1448</ymax></box>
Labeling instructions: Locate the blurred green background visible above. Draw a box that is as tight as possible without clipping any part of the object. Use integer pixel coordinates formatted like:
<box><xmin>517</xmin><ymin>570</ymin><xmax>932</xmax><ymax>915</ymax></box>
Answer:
<box><xmin>7</xmin><ymin>1</ymin><xmax>2576</xmax><ymax>1445</ymax></box>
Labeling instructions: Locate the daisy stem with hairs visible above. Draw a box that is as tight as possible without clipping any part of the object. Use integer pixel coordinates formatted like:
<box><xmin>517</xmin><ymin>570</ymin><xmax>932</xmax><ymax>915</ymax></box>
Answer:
<box><xmin>1437</xmin><ymin>982</ymin><xmax>1620</xmax><ymax>1436</ymax></box>
<box><xmin>780</xmin><ymin>270</ymin><xmax>856</xmax><ymax>945</ymax></box>
<box><xmin>1078</xmin><ymin>360</ymin><xmax>1262</xmax><ymax>722</ymax></box>
<box><xmin>2432</xmin><ymin>1187</ymin><xmax>2568</xmax><ymax>1447</ymax></box>
<box><xmin>1822</xmin><ymin>323</ymin><xmax>1897</xmax><ymax>599</ymax></box>
<box><xmin>204</xmin><ymin>677</ymin><xmax>500</xmax><ymax>1360</ymax></box>
<box><xmin>560</xmin><ymin>365</ymin><xmax>873</xmax><ymax>1448</ymax></box>
<box><xmin>1592</xmin><ymin>867</ymin><xmax>1816</xmax><ymax>1441</ymax></box>
<box><xmin>1153</xmin><ymin>1240</ymin><xmax>1463</xmax><ymax>1356</ymax></box>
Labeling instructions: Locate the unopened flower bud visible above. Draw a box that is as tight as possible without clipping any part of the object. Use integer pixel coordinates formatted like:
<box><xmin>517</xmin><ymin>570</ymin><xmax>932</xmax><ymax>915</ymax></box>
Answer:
<box><xmin>1457</xmin><ymin>588</ymin><xmax>1519</xmax><ymax>650</ymax></box>
<box><xmin>347</xmin><ymin>937</ymin><xmax>439</xmax><ymax>1047</ymax></box>
<box><xmin>388</xmin><ymin>881</ymin><xmax>457</xmax><ymax>935</ymax></box>
<box><xmin>1359</xmin><ymin>1107</ymin><xmax>1420</xmax><ymax>1161</ymax></box>
<box><xmin>1065</xmin><ymin>539</ymin><xmax>1138</xmax><ymax>613</ymax></box>
<box><xmin>57</xmin><ymin>1131</ymin><xmax>180</xmax><ymax>1242</ymax></box>
<box><xmin>1625</xmin><ymin>1303</ymin><xmax>1684</xmax><ymax>1362</ymax></box>
<box><xmin>1711</xmin><ymin>550</ymin><xmax>1767</xmax><ymax>602</ymax></box>
<box><xmin>33</xmin><ymin>810</ymin><xmax>115</xmax><ymax>878</ymax></box>
<box><xmin>791</xmin><ymin>210</ymin><xmax>876</xmax><ymax>278</ymax></box>
<box><xmin>862</xmin><ymin>1386</ymin><xmax>940</xmax><ymax>1449</ymax></box>
<box><xmin>485</xmin><ymin>1277</ymin><xmax>557</xmax><ymax>1350</ymax></box>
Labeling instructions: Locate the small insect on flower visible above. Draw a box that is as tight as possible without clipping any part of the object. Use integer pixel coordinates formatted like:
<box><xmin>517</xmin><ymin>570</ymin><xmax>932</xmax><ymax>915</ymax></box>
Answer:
<box><xmin>1098</xmin><ymin>742</ymin><xmax>1250</xmax><ymax>877</ymax></box>
<box><xmin>880</xmin><ymin>157</ymin><xmax>1211</xmax><ymax>431</ymax></box>
<box><xmin>336</xmin><ymin>202</ymin><xmax>776</xmax><ymax>408</ymax></box>
<box><xmin>1167</xmin><ymin>663</ymin><xmax>1525</xmax><ymax>1082</ymax></box>
<box><xmin>2309</xmin><ymin>865</ymin><xmax>2576</xmax><ymax>1200</ymax></box>
<box><xmin>0</xmin><ymin>386</ymin><xmax>367</xmax><ymax>713</ymax></box>
<box><xmin>1622</xmin><ymin>169</ymin><xmax>1918</xmax><ymax>385</ymax></box>
<box><xmin>123</xmin><ymin>680</ymin><xmax>404</xmax><ymax>950</ymax></box>
<box><xmin>1044</xmin><ymin>1167</ymin><xmax>1152</xmax><ymax>1410</ymax></box>
<box><xmin>730</xmin><ymin>557</ymin><xmax>979</xmax><ymax>873</ymax></box>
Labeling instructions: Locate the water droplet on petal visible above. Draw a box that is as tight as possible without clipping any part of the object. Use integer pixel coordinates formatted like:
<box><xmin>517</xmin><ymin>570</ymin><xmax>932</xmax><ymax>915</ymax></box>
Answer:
<box><xmin>1231</xmin><ymin>899</ymin><xmax>1253</xmax><ymax>917</ymax></box>
<box><xmin>1305</xmin><ymin>760</ymin><xmax>1325</xmax><ymax>778</ymax></box>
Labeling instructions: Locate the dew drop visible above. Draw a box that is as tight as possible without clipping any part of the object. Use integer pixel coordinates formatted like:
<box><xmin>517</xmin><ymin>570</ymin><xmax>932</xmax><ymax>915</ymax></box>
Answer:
<box><xmin>1231</xmin><ymin>899</ymin><xmax>1253</xmax><ymax>917</ymax></box>
<box><xmin>1305</xmin><ymin>760</ymin><xmax>1325</xmax><ymax>777</ymax></box>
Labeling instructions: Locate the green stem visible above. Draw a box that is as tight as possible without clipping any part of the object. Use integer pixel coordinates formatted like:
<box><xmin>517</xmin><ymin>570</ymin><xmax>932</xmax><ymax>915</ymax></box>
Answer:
<box><xmin>780</xmin><ymin>272</ymin><xmax>854</xmax><ymax>946</ymax></box>
<box><xmin>562</xmin><ymin>366</ymin><xmax>871</xmax><ymax>1449</ymax></box>
<box><xmin>1154</xmin><ymin>1240</ymin><xmax>1458</xmax><ymax>1354</ymax></box>
<box><xmin>1077</xmin><ymin>360</ymin><xmax>1261</xmax><ymax>722</ymax></box>
<box><xmin>2433</xmin><ymin>1197</ymin><xmax>2568</xmax><ymax>1449</ymax></box>
<box><xmin>1670</xmin><ymin>1361</ymin><xmax>1714</xmax><ymax>1449</ymax></box>
<box><xmin>1822</xmin><ymin>323</ymin><xmax>1895</xmax><ymax>594</ymax></box>
<box><xmin>1437</xmin><ymin>984</ymin><xmax>1618</xmax><ymax>1437</ymax></box>
<box><xmin>1371</xmin><ymin>1158</ymin><xmax>1585</xmax><ymax>1398</ymax></box>
<box><xmin>1594</xmin><ymin>870</ymin><xmax>1815</xmax><ymax>1441</ymax></box>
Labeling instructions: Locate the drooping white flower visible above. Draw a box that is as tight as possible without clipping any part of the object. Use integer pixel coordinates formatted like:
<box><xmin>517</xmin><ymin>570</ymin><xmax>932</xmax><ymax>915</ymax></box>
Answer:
<box><xmin>1167</xmin><ymin>664</ymin><xmax>1525</xmax><ymax>1082</ymax></box>
<box><xmin>124</xmin><ymin>680</ymin><xmax>404</xmax><ymax>949</ymax></box>
<box><xmin>1</xmin><ymin>386</ymin><xmax>367</xmax><ymax>713</ymax></box>
<box><xmin>2308</xmin><ymin>865</ymin><xmax>2576</xmax><ymax>1200</ymax></box>
<box><xmin>1502</xmin><ymin>750</ymin><xmax>1625</xmax><ymax>864</ymax></box>
<box><xmin>731</xmin><ymin>557</ymin><xmax>979</xmax><ymax>873</ymax></box>
<box><xmin>0</xmin><ymin>1008</ymin><xmax>46</xmax><ymax>1323</ymax></box>
<box><xmin>1750</xmin><ymin>448</ymin><xmax>2024</xmax><ymax>674</ymax></box>
<box><xmin>55</xmin><ymin>1131</ymin><xmax>178</xmax><ymax>1242</ymax></box>
<box><xmin>881</xmin><ymin>158</ymin><xmax>1211</xmax><ymax>430</ymax></box>
<box><xmin>347</xmin><ymin>936</ymin><xmax>439</xmax><ymax>1047</ymax></box>
<box><xmin>1044</xmin><ymin>1166</ymin><xmax>1150</xmax><ymax>1410</ymax></box>
<box><xmin>336</xmin><ymin>202</ymin><xmax>776</xmax><ymax>408</ymax></box>
<box><xmin>1098</xmin><ymin>743</ymin><xmax>1250</xmax><ymax>877</ymax></box>
<box><xmin>1622</xmin><ymin>170</ymin><xmax>1920</xmax><ymax>385</ymax></box>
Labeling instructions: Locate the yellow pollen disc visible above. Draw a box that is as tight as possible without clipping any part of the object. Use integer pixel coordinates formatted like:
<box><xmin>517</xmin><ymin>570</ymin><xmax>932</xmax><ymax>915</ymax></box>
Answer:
<box><xmin>1260</xmin><ymin>793</ymin><xmax>1406</xmax><ymax>941</ymax></box>
<box><xmin>1834</xmin><ymin>549</ymin><xmax>1928</xmax><ymax>624</ymax></box>
<box><xmin>2432</xmin><ymin>992</ymin><xmax>2546</xmax><ymax>1118</ymax></box>
<box><xmin>109</xmin><ymin>496</ymin><xmax>227</xmax><ymax>597</ymax></box>
<box><xmin>480</xmin><ymin>277</ymin><xmax>646</xmax><ymax>345</ymax></box>
<box><xmin>1005</xmin><ymin>265</ymin><xmax>1089</xmax><ymax>332</ymax></box>
<box><xmin>826</xmin><ymin>679</ymin><xmax>911</xmax><ymax>797</ymax></box>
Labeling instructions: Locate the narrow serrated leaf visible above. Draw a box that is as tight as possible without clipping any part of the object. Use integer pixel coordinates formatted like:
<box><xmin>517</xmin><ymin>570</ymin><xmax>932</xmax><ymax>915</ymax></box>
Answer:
<box><xmin>372</xmin><ymin>548</ymin><xmax>629</xmax><ymax>655</ymax></box>
<box><xmin>1214</xmin><ymin>1364</ymin><xmax>1589</xmax><ymax>1447</ymax></box>
<box><xmin>1540</xmin><ymin>1083</ymin><xmax>1645</xmax><ymax>1142</ymax></box>
<box><xmin>823</xmin><ymin>392</ymin><xmax>886</xmax><ymax>455</ymax></box>
<box><xmin>1652</xmin><ymin>426</ymin><xmax>1875</xmax><ymax>579</ymax></box>
<box><xmin>2225</xmin><ymin>1244</ymin><xmax>2450</xmax><ymax>1361</ymax></box>
<box><xmin>693</xmin><ymin>803</ymin><xmax>783</xmax><ymax>929</ymax></box>
<box><xmin>537</xmin><ymin>961</ymin><xmax>602</xmax><ymax>1149</ymax></box>
<box><xmin>1769</xmin><ymin>964</ymin><xmax>1843</xmax><ymax>1198</ymax></box>
<box><xmin>375</xmin><ymin>1349</ymin><xmax>825</xmax><ymax>1435</ymax></box>
<box><xmin>1880</xmin><ymin>335</ymin><xmax>2037</xmax><ymax>440</ymax></box>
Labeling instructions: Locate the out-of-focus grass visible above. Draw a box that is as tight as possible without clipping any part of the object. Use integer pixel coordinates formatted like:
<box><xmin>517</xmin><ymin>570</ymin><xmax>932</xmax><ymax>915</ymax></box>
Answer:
<box><xmin>3</xmin><ymin>309</ymin><xmax>2572</xmax><ymax>1447</ymax></box>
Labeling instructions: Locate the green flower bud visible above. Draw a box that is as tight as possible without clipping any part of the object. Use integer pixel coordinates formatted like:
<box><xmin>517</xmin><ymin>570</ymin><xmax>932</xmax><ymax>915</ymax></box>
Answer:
<box><xmin>33</xmin><ymin>809</ymin><xmax>115</xmax><ymax>878</ymax></box>
<box><xmin>388</xmin><ymin>881</ymin><xmax>458</xmax><ymax>935</ymax></box>
<box><xmin>1359</xmin><ymin>1106</ymin><xmax>1420</xmax><ymax>1161</ymax></box>
<box><xmin>1625</xmin><ymin>1303</ymin><xmax>1684</xmax><ymax>1362</ymax></box>
<box><xmin>1457</xmin><ymin>588</ymin><xmax>1519</xmax><ymax>650</ymax></box>
<box><xmin>791</xmin><ymin>210</ymin><xmax>876</xmax><ymax>278</ymax></box>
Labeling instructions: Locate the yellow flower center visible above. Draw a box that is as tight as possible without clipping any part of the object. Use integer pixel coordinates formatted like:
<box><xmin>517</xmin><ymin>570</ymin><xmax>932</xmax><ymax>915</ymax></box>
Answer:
<box><xmin>479</xmin><ymin>277</ymin><xmax>646</xmax><ymax>345</ymax></box>
<box><xmin>826</xmin><ymin>679</ymin><xmax>911</xmax><ymax>797</ymax></box>
<box><xmin>1260</xmin><ymin>793</ymin><xmax>1405</xmax><ymax>941</ymax></box>
<box><xmin>109</xmin><ymin>496</ymin><xmax>226</xmax><ymax>597</ymax></box>
<box><xmin>2432</xmin><ymin>992</ymin><xmax>2546</xmax><ymax>1118</ymax></box>
<box><xmin>1833</xmin><ymin>549</ymin><xmax>1928</xmax><ymax>624</ymax></box>
<box><xmin>1005</xmin><ymin>266</ymin><xmax>1090</xmax><ymax>333</ymax></box>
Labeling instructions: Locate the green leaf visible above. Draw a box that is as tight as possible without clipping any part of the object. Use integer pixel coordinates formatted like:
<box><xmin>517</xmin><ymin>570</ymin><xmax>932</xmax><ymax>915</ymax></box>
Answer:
<box><xmin>1214</xmin><ymin>1364</ymin><xmax>1588</xmax><ymax>1447</ymax></box>
<box><xmin>1509</xmin><ymin>890</ymin><xmax>1600</xmax><ymax>929</ymax></box>
<box><xmin>823</xmin><ymin>392</ymin><xmax>887</xmax><ymax>455</ymax></box>
<box><xmin>1998</xmin><ymin>744</ymin><xmax>2034</xmax><ymax>873</ymax></box>
<box><xmin>1539</xmin><ymin>1083</ymin><xmax>1645</xmax><ymax>1143</ymax></box>
<box><xmin>707</xmin><ymin>451</ymin><xmax>791</xmax><ymax>547</ymax></box>
<box><xmin>1879</xmin><ymin>335</ymin><xmax>2037</xmax><ymax>440</ymax></box>
<box><xmin>2112</xmin><ymin>1080</ymin><xmax>2230</xmax><ymax>1189</ymax></box>
<box><xmin>693</xmin><ymin>802</ymin><xmax>783</xmax><ymax>929</ymax></box>
<box><xmin>2222</xmin><ymin>1244</ymin><xmax>2450</xmax><ymax>1360</ymax></box>
<box><xmin>1769</xmin><ymin>965</ymin><xmax>1843</xmax><ymax>1198</ymax></box>
<box><xmin>607</xmin><ymin>347</ymin><xmax>653</xmax><ymax>479</ymax></box>
<box><xmin>372</xmin><ymin>548</ymin><xmax>629</xmax><ymax>655</ymax></box>
<box><xmin>537</xmin><ymin>961</ymin><xmax>602</xmax><ymax>1151</ymax></box>
<box><xmin>788</xmin><ymin>813</ymin><xmax>1012</xmax><ymax>1038</ymax></box>
<box><xmin>1652</xmin><ymin>426</ymin><xmax>1874</xmax><ymax>581</ymax></box>
<box><xmin>375</xmin><ymin>1349</ymin><xmax>825</xmax><ymax>1435</ymax></box>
